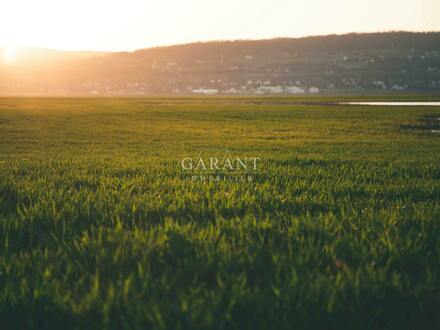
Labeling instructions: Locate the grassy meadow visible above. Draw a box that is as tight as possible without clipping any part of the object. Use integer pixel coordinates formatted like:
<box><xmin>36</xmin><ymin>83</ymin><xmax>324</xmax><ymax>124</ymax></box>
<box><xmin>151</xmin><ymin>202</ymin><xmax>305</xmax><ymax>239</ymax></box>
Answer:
<box><xmin>0</xmin><ymin>97</ymin><xmax>440</xmax><ymax>329</ymax></box>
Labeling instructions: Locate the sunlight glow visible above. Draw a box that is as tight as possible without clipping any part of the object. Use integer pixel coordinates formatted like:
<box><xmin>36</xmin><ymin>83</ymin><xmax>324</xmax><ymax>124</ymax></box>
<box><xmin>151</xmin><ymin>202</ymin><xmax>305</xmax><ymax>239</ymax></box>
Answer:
<box><xmin>3</xmin><ymin>46</ymin><xmax>17</xmax><ymax>63</ymax></box>
<box><xmin>0</xmin><ymin>0</ymin><xmax>439</xmax><ymax>51</ymax></box>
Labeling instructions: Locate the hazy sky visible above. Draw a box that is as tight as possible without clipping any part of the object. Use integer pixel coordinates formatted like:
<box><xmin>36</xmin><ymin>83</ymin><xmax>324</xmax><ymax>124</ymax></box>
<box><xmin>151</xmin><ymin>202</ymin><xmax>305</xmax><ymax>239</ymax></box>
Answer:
<box><xmin>1</xmin><ymin>0</ymin><xmax>439</xmax><ymax>51</ymax></box>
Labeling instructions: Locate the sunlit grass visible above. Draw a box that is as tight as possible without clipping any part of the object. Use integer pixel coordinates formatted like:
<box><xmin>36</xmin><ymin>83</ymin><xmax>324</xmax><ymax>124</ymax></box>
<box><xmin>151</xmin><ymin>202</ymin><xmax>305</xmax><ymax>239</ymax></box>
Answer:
<box><xmin>0</xmin><ymin>97</ymin><xmax>439</xmax><ymax>329</ymax></box>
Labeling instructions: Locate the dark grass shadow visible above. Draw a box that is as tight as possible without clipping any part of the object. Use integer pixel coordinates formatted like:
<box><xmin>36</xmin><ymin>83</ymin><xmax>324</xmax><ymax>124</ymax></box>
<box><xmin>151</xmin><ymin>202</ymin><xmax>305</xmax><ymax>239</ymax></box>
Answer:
<box><xmin>0</xmin><ymin>296</ymin><xmax>77</xmax><ymax>330</ymax></box>
<box><xmin>400</xmin><ymin>114</ymin><xmax>440</xmax><ymax>132</ymax></box>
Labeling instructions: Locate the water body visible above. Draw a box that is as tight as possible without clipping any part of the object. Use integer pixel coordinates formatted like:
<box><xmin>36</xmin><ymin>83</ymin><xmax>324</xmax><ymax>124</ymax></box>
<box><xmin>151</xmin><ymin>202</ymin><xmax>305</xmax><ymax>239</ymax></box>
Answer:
<box><xmin>340</xmin><ymin>102</ymin><xmax>440</xmax><ymax>106</ymax></box>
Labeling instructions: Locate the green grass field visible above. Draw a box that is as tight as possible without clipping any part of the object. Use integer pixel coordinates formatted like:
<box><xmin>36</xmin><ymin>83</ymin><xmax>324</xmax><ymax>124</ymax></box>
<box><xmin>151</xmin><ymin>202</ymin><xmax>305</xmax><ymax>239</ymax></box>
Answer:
<box><xmin>0</xmin><ymin>97</ymin><xmax>440</xmax><ymax>329</ymax></box>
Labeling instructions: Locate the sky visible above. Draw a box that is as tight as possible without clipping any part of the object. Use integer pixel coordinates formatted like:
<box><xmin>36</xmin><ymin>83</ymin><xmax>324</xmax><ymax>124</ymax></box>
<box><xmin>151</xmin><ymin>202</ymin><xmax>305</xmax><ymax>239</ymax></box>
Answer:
<box><xmin>0</xmin><ymin>0</ymin><xmax>439</xmax><ymax>52</ymax></box>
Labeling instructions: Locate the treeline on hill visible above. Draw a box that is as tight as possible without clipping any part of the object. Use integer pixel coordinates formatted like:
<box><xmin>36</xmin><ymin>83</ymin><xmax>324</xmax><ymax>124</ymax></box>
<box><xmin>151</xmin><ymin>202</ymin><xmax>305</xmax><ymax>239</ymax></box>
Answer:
<box><xmin>1</xmin><ymin>32</ymin><xmax>440</xmax><ymax>95</ymax></box>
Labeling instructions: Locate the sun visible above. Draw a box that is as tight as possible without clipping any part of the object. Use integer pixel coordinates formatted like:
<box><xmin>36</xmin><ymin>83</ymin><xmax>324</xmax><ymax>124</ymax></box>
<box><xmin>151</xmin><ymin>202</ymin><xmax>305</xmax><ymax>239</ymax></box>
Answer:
<box><xmin>3</xmin><ymin>46</ymin><xmax>18</xmax><ymax>63</ymax></box>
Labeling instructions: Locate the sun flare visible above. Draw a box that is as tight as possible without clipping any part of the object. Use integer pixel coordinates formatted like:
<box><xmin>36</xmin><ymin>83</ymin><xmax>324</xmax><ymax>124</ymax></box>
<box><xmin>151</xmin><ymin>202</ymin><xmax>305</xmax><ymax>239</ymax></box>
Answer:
<box><xmin>3</xmin><ymin>46</ymin><xmax>17</xmax><ymax>63</ymax></box>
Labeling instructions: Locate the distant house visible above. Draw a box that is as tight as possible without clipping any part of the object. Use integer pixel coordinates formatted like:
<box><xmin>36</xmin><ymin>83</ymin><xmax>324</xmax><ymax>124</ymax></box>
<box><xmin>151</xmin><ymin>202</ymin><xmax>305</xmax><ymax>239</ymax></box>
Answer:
<box><xmin>308</xmin><ymin>87</ymin><xmax>320</xmax><ymax>93</ymax></box>
<box><xmin>225</xmin><ymin>88</ymin><xmax>238</xmax><ymax>94</ymax></box>
<box><xmin>373</xmin><ymin>81</ymin><xmax>386</xmax><ymax>89</ymax></box>
<box><xmin>193</xmin><ymin>88</ymin><xmax>219</xmax><ymax>95</ymax></box>
<box><xmin>285</xmin><ymin>86</ymin><xmax>305</xmax><ymax>94</ymax></box>
<box><xmin>256</xmin><ymin>85</ymin><xmax>284</xmax><ymax>94</ymax></box>
<box><xmin>391</xmin><ymin>84</ymin><xmax>407</xmax><ymax>90</ymax></box>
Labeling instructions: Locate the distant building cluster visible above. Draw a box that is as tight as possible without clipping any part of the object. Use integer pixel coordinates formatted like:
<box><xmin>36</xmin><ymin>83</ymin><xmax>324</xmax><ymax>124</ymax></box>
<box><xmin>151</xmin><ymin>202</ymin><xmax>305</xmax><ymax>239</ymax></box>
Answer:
<box><xmin>82</xmin><ymin>48</ymin><xmax>440</xmax><ymax>96</ymax></box>
<box><xmin>190</xmin><ymin>84</ymin><xmax>320</xmax><ymax>95</ymax></box>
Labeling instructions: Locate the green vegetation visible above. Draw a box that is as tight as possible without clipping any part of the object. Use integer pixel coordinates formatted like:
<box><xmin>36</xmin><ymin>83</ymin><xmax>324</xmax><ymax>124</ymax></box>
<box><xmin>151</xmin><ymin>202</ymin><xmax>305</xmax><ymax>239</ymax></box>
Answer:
<box><xmin>0</xmin><ymin>97</ymin><xmax>439</xmax><ymax>329</ymax></box>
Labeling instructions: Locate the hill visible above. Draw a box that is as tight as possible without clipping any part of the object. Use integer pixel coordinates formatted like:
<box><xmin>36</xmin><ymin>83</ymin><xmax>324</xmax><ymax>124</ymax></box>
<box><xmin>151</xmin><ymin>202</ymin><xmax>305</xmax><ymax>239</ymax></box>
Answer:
<box><xmin>1</xmin><ymin>32</ymin><xmax>440</xmax><ymax>95</ymax></box>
